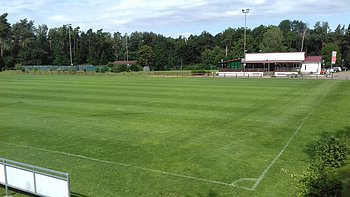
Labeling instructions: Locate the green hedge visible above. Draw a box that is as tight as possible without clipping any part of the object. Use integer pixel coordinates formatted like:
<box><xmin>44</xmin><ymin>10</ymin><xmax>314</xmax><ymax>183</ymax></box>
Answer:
<box><xmin>191</xmin><ymin>70</ymin><xmax>209</xmax><ymax>75</ymax></box>
<box><xmin>297</xmin><ymin>135</ymin><xmax>349</xmax><ymax>196</ymax></box>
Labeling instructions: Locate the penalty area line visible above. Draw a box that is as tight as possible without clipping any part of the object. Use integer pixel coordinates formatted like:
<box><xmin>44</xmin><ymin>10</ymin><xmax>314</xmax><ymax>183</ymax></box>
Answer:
<box><xmin>0</xmin><ymin>142</ymin><xmax>250</xmax><ymax>190</ymax></box>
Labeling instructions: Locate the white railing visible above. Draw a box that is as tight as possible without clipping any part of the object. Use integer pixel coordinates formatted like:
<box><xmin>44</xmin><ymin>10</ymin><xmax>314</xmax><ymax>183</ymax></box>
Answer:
<box><xmin>0</xmin><ymin>158</ymin><xmax>70</xmax><ymax>197</ymax></box>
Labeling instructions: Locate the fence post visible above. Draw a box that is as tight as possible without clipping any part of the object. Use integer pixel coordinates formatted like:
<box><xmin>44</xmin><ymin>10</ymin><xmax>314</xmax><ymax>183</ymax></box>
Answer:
<box><xmin>3</xmin><ymin>159</ymin><xmax>9</xmax><ymax>197</ymax></box>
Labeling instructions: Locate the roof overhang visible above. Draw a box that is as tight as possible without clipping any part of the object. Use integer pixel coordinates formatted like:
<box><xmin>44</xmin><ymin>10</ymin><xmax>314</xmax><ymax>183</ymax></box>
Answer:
<box><xmin>245</xmin><ymin>60</ymin><xmax>303</xmax><ymax>64</ymax></box>
<box><xmin>245</xmin><ymin>52</ymin><xmax>305</xmax><ymax>64</ymax></box>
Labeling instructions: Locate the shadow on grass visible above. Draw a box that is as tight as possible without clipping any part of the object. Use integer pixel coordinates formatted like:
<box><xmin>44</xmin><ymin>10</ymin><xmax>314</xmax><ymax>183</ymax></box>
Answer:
<box><xmin>303</xmin><ymin>126</ymin><xmax>350</xmax><ymax>159</ymax></box>
<box><xmin>192</xmin><ymin>189</ymin><xmax>218</xmax><ymax>197</ymax></box>
<box><xmin>337</xmin><ymin>126</ymin><xmax>350</xmax><ymax>196</ymax></box>
<box><xmin>0</xmin><ymin>185</ymin><xmax>90</xmax><ymax>197</ymax></box>
<box><xmin>302</xmin><ymin>126</ymin><xmax>350</xmax><ymax>195</ymax></box>
<box><xmin>0</xmin><ymin>185</ymin><xmax>36</xmax><ymax>197</ymax></box>
<box><xmin>71</xmin><ymin>192</ymin><xmax>90</xmax><ymax>197</ymax></box>
<box><xmin>337</xmin><ymin>165</ymin><xmax>350</xmax><ymax>196</ymax></box>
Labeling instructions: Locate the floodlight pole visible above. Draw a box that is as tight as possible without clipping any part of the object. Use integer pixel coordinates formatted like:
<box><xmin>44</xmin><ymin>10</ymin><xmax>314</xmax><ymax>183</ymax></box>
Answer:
<box><xmin>67</xmin><ymin>24</ymin><xmax>73</xmax><ymax>66</ymax></box>
<box><xmin>242</xmin><ymin>8</ymin><xmax>249</xmax><ymax>75</ymax></box>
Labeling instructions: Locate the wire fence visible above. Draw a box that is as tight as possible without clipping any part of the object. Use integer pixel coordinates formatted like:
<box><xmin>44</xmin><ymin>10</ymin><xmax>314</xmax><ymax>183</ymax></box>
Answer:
<box><xmin>23</xmin><ymin>65</ymin><xmax>96</xmax><ymax>72</ymax></box>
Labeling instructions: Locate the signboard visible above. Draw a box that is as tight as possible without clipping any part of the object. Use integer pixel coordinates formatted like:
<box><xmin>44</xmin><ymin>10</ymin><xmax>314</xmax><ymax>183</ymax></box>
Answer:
<box><xmin>332</xmin><ymin>51</ymin><xmax>337</xmax><ymax>64</ymax></box>
<box><xmin>0</xmin><ymin>158</ymin><xmax>70</xmax><ymax>197</ymax></box>
<box><xmin>0</xmin><ymin>164</ymin><xmax>5</xmax><ymax>184</ymax></box>
<box><xmin>35</xmin><ymin>173</ymin><xmax>70</xmax><ymax>197</ymax></box>
<box><xmin>6</xmin><ymin>166</ymin><xmax>35</xmax><ymax>193</ymax></box>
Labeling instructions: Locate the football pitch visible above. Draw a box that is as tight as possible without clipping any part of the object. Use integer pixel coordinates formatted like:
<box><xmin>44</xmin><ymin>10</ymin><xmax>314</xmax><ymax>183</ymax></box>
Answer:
<box><xmin>0</xmin><ymin>73</ymin><xmax>349</xmax><ymax>196</ymax></box>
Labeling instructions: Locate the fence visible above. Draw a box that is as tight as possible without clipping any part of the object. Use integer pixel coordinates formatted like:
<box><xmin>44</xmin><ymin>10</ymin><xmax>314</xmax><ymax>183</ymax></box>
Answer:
<box><xmin>23</xmin><ymin>65</ymin><xmax>96</xmax><ymax>72</ymax></box>
<box><xmin>217</xmin><ymin>72</ymin><xmax>264</xmax><ymax>78</ymax></box>
<box><xmin>0</xmin><ymin>158</ymin><xmax>70</xmax><ymax>197</ymax></box>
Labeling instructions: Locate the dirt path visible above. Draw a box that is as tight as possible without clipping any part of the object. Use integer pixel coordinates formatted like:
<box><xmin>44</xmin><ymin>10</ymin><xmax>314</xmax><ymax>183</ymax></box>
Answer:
<box><xmin>333</xmin><ymin>71</ymin><xmax>350</xmax><ymax>80</ymax></box>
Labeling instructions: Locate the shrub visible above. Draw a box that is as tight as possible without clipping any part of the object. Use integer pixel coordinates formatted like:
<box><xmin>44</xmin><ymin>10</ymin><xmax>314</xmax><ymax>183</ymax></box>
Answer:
<box><xmin>15</xmin><ymin>63</ymin><xmax>23</xmax><ymax>71</ymax></box>
<box><xmin>183</xmin><ymin>63</ymin><xmax>211</xmax><ymax>70</ymax></box>
<box><xmin>191</xmin><ymin>70</ymin><xmax>209</xmax><ymax>75</ymax></box>
<box><xmin>111</xmin><ymin>64</ymin><xmax>128</xmax><ymax>73</ymax></box>
<box><xmin>129</xmin><ymin>64</ymin><xmax>142</xmax><ymax>72</ymax></box>
<box><xmin>107</xmin><ymin>62</ymin><xmax>114</xmax><ymax>68</ymax></box>
<box><xmin>313</xmin><ymin>135</ymin><xmax>349</xmax><ymax>168</ymax></box>
<box><xmin>96</xmin><ymin>66</ymin><xmax>109</xmax><ymax>73</ymax></box>
<box><xmin>298</xmin><ymin>167</ymin><xmax>343</xmax><ymax>197</ymax></box>
<box><xmin>297</xmin><ymin>135</ymin><xmax>349</xmax><ymax>196</ymax></box>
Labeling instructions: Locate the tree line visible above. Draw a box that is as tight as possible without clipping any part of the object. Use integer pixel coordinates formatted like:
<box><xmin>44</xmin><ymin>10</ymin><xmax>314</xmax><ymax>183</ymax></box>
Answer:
<box><xmin>0</xmin><ymin>12</ymin><xmax>349</xmax><ymax>71</ymax></box>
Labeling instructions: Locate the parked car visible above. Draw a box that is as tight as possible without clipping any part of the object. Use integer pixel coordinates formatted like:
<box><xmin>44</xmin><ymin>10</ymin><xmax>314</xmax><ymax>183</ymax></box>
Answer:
<box><xmin>333</xmin><ymin>67</ymin><xmax>342</xmax><ymax>72</ymax></box>
<box><xmin>342</xmin><ymin>67</ymin><xmax>348</xmax><ymax>71</ymax></box>
<box><xmin>326</xmin><ymin>68</ymin><xmax>334</xmax><ymax>73</ymax></box>
<box><xmin>320</xmin><ymin>69</ymin><xmax>327</xmax><ymax>75</ymax></box>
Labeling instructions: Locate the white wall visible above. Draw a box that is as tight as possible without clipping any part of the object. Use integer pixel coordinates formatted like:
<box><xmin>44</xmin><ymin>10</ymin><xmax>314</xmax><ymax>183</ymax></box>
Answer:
<box><xmin>0</xmin><ymin>163</ymin><xmax>70</xmax><ymax>197</ymax></box>
<box><xmin>0</xmin><ymin>164</ymin><xmax>5</xmax><ymax>184</ymax></box>
<box><xmin>6</xmin><ymin>166</ymin><xmax>35</xmax><ymax>193</ymax></box>
<box><xmin>35</xmin><ymin>173</ymin><xmax>70</xmax><ymax>197</ymax></box>
<box><xmin>218</xmin><ymin>72</ymin><xmax>264</xmax><ymax>77</ymax></box>
<box><xmin>301</xmin><ymin>63</ymin><xmax>321</xmax><ymax>74</ymax></box>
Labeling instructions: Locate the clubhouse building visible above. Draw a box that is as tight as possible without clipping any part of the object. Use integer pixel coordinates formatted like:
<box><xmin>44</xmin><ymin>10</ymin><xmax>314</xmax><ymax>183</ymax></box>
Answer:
<box><xmin>243</xmin><ymin>52</ymin><xmax>322</xmax><ymax>74</ymax></box>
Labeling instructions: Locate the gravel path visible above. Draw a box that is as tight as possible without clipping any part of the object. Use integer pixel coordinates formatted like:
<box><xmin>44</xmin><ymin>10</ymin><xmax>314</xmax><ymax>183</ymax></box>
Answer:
<box><xmin>333</xmin><ymin>71</ymin><xmax>350</xmax><ymax>80</ymax></box>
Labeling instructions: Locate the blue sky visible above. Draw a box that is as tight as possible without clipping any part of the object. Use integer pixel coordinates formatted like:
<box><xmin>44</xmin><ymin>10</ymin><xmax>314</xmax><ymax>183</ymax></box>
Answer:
<box><xmin>1</xmin><ymin>0</ymin><xmax>349</xmax><ymax>37</ymax></box>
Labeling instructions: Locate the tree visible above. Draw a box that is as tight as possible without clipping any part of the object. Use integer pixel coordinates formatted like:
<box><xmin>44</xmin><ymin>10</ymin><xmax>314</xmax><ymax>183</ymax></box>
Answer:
<box><xmin>0</xmin><ymin>13</ymin><xmax>11</xmax><ymax>70</ymax></box>
<box><xmin>138</xmin><ymin>45</ymin><xmax>155</xmax><ymax>69</ymax></box>
<box><xmin>48</xmin><ymin>26</ymin><xmax>69</xmax><ymax>65</ymax></box>
<box><xmin>113</xmin><ymin>32</ymin><xmax>125</xmax><ymax>61</ymax></box>
<box><xmin>279</xmin><ymin>20</ymin><xmax>308</xmax><ymax>52</ymax></box>
<box><xmin>0</xmin><ymin>12</ymin><xmax>349</xmax><ymax>71</ymax></box>
<box><xmin>341</xmin><ymin>25</ymin><xmax>350</xmax><ymax>66</ymax></box>
<box><xmin>259</xmin><ymin>26</ymin><xmax>287</xmax><ymax>52</ymax></box>
<box><xmin>322</xmin><ymin>43</ymin><xmax>341</xmax><ymax>67</ymax></box>
<box><xmin>201</xmin><ymin>46</ymin><xmax>226</xmax><ymax>67</ymax></box>
<box><xmin>307</xmin><ymin>21</ymin><xmax>330</xmax><ymax>55</ymax></box>
<box><xmin>251</xmin><ymin>25</ymin><xmax>269</xmax><ymax>52</ymax></box>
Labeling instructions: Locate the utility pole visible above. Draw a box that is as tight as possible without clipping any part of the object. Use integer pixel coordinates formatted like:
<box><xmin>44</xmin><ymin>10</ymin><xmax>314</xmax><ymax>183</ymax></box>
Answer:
<box><xmin>242</xmin><ymin>9</ymin><xmax>249</xmax><ymax>74</ymax></box>
<box><xmin>125</xmin><ymin>33</ymin><xmax>129</xmax><ymax>62</ymax></box>
<box><xmin>67</xmin><ymin>24</ymin><xmax>73</xmax><ymax>66</ymax></box>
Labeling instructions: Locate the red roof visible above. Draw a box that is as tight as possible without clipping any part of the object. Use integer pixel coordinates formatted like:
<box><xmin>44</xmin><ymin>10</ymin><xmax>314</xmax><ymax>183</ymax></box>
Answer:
<box><xmin>113</xmin><ymin>60</ymin><xmax>137</xmax><ymax>65</ymax></box>
<box><xmin>304</xmin><ymin>56</ymin><xmax>322</xmax><ymax>63</ymax></box>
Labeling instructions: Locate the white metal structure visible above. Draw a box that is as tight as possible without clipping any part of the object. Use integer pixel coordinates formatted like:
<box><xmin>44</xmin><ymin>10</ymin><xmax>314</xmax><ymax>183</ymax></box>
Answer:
<box><xmin>0</xmin><ymin>158</ymin><xmax>70</xmax><ymax>197</ymax></box>
<box><xmin>217</xmin><ymin>72</ymin><xmax>263</xmax><ymax>78</ymax></box>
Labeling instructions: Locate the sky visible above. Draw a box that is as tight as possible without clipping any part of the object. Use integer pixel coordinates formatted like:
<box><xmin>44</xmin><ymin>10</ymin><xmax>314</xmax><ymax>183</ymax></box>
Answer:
<box><xmin>1</xmin><ymin>0</ymin><xmax>349</xmax><ymax>37</ymax></box>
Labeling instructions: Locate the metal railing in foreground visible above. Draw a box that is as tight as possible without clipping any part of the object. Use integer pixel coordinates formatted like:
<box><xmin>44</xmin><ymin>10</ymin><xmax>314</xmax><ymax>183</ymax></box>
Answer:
<box><xmin>0</xmin><ymin>157</ymin><xmax>70</xmax><ymax>197</ymax></box>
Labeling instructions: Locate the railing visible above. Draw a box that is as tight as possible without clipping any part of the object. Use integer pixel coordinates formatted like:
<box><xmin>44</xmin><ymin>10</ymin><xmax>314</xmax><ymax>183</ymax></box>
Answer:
<box><xmin>0</xmin><ymin>158</ymin><xmax>70</xmax><ymax>197</ymax></box>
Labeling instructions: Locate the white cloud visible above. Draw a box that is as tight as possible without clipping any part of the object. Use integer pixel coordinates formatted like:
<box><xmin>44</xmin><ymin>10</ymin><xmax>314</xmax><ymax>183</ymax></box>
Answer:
<box><xmin>0</xmin><ymin>0</ymin><xmax>349</xmax><ymax>36</ymax></box>
<box><xmin>48</xmin><ymin>15</ymin><xmax>67</xmax><ymax>22</ymax></box>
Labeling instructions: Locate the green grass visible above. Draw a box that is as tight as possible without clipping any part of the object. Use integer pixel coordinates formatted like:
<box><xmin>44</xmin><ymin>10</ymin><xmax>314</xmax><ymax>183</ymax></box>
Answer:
<box><xmin>0</xmin><ymin>73</ymin><xmax>349</xmax><ymax>196</ymax></box>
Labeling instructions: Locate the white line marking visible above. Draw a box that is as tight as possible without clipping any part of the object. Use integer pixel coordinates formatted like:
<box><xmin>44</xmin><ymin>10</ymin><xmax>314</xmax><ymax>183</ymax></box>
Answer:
<box><xmin>230</xmin><ymin>178</ymin><xmax>257</xmax><ymax>191</ymax></box>
<box><xmin>0</xmin><ymin>142</ymin><xmax>249</xmax><ymax>189</ymax></box>
<box><xmin>251</xmin><ymin>84</ymin><xmax>331</xmax><ymax>190</ymax></box>
<box><xmin>231</xmin><ymin>178</ymin><xmax>257</xmax><ymax>185</ymax></box>
<box><xmin>251</xmin><ymin>112</ymin><xmax>311</xmax><ymax>190</ymax></box>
